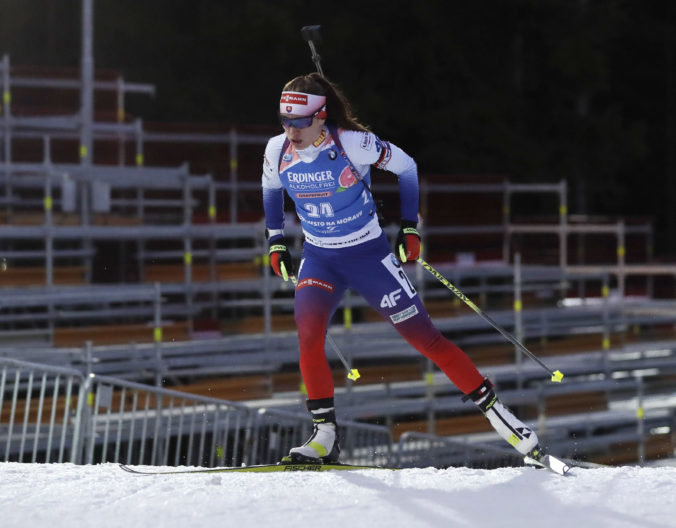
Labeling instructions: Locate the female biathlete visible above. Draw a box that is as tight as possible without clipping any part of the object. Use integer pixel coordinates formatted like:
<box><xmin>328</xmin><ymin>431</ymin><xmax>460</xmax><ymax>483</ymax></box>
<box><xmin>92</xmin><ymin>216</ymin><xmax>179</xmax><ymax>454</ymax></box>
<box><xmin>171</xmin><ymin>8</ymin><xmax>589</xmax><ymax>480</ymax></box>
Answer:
<box><xmin>262</xmin><ymin>72</ymin><xmax>541</xmax><ymax>464</ymax></box>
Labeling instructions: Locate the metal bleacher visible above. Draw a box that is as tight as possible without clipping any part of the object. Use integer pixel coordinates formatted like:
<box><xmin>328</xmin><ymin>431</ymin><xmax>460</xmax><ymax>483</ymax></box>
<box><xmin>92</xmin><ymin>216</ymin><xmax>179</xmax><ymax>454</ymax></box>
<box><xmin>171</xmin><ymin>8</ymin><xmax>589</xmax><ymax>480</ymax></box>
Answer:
<box><xmin>3</xmin><ymin>15</ymin><xmax>676</xmax><ymax>470</ymax></box>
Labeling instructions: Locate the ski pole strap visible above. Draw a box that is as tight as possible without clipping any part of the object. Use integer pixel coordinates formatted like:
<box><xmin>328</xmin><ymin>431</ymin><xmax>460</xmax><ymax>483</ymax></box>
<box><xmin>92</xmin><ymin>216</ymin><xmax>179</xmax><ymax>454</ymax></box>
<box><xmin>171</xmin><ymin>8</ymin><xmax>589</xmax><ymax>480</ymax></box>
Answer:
<box><xmin>269</xmin><ymin>244</ymin><xmax>287</xmax><ymax>253</ymax></box>
<box><xmin>269</xmin><ymin>243</ymin><xmax>291</xmax><ymax>281</ymax></box>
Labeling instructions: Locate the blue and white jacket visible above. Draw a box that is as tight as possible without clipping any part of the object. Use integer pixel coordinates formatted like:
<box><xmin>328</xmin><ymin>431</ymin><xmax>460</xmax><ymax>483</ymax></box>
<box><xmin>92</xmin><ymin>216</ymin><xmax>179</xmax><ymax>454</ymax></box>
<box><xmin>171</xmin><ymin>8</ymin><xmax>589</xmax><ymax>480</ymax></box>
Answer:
<box><xmin>262</xmin><ymin>126</ymin><xmax>418</xmax><ymax>248</ymax></box>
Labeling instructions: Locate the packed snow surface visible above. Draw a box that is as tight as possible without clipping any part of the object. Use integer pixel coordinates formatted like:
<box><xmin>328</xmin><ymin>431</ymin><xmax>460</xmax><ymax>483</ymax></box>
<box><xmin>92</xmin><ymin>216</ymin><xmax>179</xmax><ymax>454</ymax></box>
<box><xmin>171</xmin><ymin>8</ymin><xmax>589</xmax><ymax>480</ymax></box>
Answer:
<box><xmin>2</xmin><ymin>462</ymin><xmax>676</xmax><ymax>527</ymax></box>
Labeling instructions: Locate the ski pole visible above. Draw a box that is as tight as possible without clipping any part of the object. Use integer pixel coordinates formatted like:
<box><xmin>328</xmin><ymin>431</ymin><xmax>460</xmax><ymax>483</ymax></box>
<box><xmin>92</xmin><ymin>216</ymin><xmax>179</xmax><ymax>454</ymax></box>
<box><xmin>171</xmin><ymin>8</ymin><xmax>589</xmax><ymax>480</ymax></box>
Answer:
<box><xmin>301</xmin><ymin>25</ymin><xmax>325</xmax><ymax>76</ymax></box>
<box><xmin>326</xmin><ymin>333</ymin><xmax>361</xmax><ymax>381</ymax></box>
<box><xmin>416</xmin><ymin>258</ymin><xmax>564</xmax><ymax>383</ymax></box>
<box><xmin>289</xmin><ymin>274</ymin><xmax>361</xmax><ymax>381</ymax></box>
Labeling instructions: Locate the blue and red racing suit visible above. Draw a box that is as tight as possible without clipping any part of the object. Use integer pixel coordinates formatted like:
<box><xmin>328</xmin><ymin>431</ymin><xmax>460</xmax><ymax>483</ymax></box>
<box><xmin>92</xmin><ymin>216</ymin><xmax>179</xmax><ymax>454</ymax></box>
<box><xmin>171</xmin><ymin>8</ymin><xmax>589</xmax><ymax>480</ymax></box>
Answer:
<box><xmin>262</xmin><ymin>126</ymin><xmax>483</xmax><ymax>399</ymax></box>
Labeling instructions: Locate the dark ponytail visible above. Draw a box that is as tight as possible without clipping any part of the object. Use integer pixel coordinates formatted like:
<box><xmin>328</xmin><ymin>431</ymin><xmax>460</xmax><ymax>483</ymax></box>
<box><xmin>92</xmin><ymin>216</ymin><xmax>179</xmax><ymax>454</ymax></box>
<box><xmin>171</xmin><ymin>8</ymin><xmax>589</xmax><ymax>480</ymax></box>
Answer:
<box><xmin>283</xmin><ymin>73</ymin><xmax>369</xmax><ymax>132</ymax></box>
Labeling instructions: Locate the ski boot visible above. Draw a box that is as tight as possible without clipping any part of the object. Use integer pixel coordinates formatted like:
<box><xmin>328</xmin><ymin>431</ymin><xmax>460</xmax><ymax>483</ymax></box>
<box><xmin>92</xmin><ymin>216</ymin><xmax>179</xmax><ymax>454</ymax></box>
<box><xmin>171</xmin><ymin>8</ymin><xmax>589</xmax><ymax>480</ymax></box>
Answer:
<box><xmin>282</xmin><ymin>397</ymin><xmax>340</xmax><ymax>464</ymax></box>
<box><xmin>464</xmin><ymin>379</ymin><xmax>570</xmax><ymax>475</ymax></box>
<box><xmin>463</xmin><ymin>378</ymin><xmax>539</xmax><ymax>456</ymax></box>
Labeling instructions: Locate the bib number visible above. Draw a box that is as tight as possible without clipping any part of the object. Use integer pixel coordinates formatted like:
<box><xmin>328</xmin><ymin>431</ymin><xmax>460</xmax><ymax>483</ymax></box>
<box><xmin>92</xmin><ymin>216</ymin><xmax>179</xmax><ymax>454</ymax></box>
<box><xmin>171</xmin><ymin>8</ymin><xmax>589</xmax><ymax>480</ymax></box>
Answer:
<box><xmin>381</xmin><ymin>254</ymin><xmax>416</xmax><ymax>298</ymax></box>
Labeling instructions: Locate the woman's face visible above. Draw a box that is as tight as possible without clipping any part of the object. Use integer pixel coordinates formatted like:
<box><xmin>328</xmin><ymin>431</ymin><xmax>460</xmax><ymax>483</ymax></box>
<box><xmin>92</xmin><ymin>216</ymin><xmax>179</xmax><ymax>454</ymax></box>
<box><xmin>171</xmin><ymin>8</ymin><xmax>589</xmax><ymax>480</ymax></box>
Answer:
<box><xmin>280</xmin><ymin>114</ymin><xmax>326</xmax><ymax>150</ymax></box>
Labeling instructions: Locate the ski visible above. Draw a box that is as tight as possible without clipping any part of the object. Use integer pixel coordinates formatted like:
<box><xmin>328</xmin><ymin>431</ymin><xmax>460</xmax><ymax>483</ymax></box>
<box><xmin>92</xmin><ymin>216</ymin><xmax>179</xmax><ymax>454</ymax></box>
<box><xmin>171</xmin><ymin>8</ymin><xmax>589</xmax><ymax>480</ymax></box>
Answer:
<box><xmin>119</xmin><ymin>462</ymin><xmax>395</xmax><ymax>475</ymax></box>
<box><xmin>523</xmin><ymin>453</ymin><xmax>571</xmax><ymax>476</ymax></box>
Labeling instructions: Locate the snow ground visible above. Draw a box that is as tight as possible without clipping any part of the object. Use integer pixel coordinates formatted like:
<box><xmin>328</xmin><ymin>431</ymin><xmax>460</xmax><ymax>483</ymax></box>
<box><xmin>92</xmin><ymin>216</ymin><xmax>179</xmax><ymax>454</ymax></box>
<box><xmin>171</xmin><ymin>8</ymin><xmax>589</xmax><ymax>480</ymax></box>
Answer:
<box><xmin>1</xmin><ymin>462</ymin><xmax>676</xmax><ymax>528</ymax></box>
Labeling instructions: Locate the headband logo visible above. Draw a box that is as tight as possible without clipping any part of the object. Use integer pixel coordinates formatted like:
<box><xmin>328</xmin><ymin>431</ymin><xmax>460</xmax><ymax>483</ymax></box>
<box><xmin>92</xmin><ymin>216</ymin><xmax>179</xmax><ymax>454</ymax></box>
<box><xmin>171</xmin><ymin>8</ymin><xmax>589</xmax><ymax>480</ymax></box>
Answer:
<box><xmin>280</xmin><ymin>93</ymin><xmax>308</xmax><ymax>105</ymax></box>
<box><xmin>279</xmin><ymin>91</ymin><xmax>326</xmax><ymax>117</ymax></box>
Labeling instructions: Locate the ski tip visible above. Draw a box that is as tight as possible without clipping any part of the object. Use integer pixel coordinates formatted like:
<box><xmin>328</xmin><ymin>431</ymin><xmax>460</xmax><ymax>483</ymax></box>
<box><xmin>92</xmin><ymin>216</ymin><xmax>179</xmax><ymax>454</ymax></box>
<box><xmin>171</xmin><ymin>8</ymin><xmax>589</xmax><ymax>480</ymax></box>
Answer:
<box><xmin>118</xmin><ymin>463</ymin><xmax>148</xmax><ymax>475</ymax></box>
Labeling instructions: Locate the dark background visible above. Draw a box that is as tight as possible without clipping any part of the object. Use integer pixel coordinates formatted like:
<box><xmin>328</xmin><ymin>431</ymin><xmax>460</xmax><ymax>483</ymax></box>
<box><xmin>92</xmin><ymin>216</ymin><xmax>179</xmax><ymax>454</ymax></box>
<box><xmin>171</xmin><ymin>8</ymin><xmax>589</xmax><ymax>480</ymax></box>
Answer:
<box><xmin>1</xmin><ymin>0</ymin><xmax>675</xmax><ymax>255</ymax></box>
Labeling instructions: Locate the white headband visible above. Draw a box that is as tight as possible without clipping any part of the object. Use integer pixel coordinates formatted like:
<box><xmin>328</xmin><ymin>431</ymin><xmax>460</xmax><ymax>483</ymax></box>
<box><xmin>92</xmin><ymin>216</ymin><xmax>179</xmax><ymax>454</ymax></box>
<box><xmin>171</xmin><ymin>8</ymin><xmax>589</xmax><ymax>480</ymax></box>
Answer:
<box><xmin>280</xmin><ymin>91</ymin><xmax>326</xmax><ymax>116</ymax></box>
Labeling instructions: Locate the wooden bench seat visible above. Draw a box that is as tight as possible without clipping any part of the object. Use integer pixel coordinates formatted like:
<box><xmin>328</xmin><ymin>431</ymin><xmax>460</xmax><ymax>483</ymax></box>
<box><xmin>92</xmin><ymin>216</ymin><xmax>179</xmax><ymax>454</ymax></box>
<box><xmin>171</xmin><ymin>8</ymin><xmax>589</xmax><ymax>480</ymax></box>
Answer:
<box><xmin>463</xmin><ymin>344</ymin><xmax>515</xmax><ymax>366</ymax></box>
<box><xmin>0</xmin><ymin>212</ymin><xmax>141</xmax><ymax>226</ymax></box>
<box><xmin>0</xmin><ymin>266</ymin><xmax>87</xmax><ymax>287</ymax></box>
<box><xmin>170</xmin><ymin>362</ymin><xmax>426</xmax><ymax>401</ymax></box>
<box><xmin>0</xmin><ymin>212</ymin><xmax>80</xmax><ymax>226</ymax></box>
<box><xmin>421</xmin><ymin>298</ymin><xmax>465</xmax><ymax>318</ymax></box>
<box><xmin>541</xmin><ymin>391</ymin><xmax>608</xmax><ymax>416</ymax></box>
<box><xmin>172</xmin><ymin>375</ymin><xmax>272</xmax><ymax>401</ymax></box>
<box><xmin>53</xmin><ymin>322</ymin><xmax>190</xmax><ymax>347</ymax></box>
<box><xmin>393</xmin><ymin>414</ymin><xmax>490</xmax><ymax>441</ymax></box>
<box><xmin>343</xmin><ymin>363</ymin><xmax>424</xmax><ymax>385</ymax></box>
<box><xmin>220</xmin><ymin>313</ymin><xmax>297</xmax><ymax>334</ymax></box>
<box><xmin>588</xmin><ymin>435</ymin><xmax>675</xmax><ymax>465</ymax></box>
<box><xmin>1</xmin><ymin>394</ymin><xmax>77</xmax><ymax>424</ymax></box>
<box><xmin>517</xmin><ymin>391</ymin><xmax>609</xmax><ymax>420</ymax></box>
<box><xmin>144</xmin><ymin>262</ymin><xmax>259</xmax><ymax>283</ymax></box>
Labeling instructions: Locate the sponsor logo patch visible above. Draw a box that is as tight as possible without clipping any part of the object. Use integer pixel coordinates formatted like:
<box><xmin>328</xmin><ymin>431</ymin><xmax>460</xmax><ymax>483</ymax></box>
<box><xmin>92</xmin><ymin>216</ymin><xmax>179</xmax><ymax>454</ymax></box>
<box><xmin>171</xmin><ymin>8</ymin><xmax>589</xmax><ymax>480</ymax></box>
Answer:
<box><xmin>360</xmin><ymin>132</ymin><xmax>374</xmax><ymax>151</ymax></box>
<box><xmin>297</xmin><ymin>278</ymin><xmax>334</xmax><ymax>292</ymax></box>
<box><xmin>287</xmin><ymin>171</ymin><xmax>334</xmax><ymax>184</ymax></box>
<box><xmin>295</xmin><ymin>192</ymin><xmax>332</xmax><ymax>198</ymax></box>
<box><xmin>283</xmin><ymin>464</ymin><xmax>321</xmax><ymax>472</ymax></box>
<box><xmin>516</xmin><ymin>427</ymin><xmax>532</xmax><ymax>439</ymax></box>
<box><xmin>380</xmin><ymin>288</ymin><xmax>402</xmax><ymax>308</ymax></box>
<box><xmin>375</xmin><ymin>140</ymin><xmax>392</xmax><ymax>169</ymax></box>
<box><xmin>390</xmin><ymin>305</ymin><xmax>419</xmax><ymax>324</ymax></box>
<box><xmin>281</xmin><ymin>93</ymin><xmax>308</xmax><ymax>105</ymax></box>
<box><xmin>312</xmin><ymin>129</ymin><xmax>327</xmax><ymax>147</ymax></box>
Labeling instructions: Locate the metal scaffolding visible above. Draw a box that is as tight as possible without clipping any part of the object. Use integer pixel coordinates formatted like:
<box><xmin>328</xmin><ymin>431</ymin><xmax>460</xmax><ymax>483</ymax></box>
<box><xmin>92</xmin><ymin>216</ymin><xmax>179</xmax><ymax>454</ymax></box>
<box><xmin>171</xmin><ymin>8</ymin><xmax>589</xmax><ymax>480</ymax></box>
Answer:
<box><xmin>1</xmin><ymin>0</ymin><xmax>676</xmax><ymax>468</ymax></box>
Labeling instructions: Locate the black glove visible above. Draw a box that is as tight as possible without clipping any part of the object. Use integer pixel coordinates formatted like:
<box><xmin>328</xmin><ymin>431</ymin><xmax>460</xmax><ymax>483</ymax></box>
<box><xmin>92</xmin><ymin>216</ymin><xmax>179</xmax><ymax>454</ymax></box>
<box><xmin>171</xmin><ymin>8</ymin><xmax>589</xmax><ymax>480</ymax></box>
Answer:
<box><xmin>268</xmin><ymin>237</ymin><xmax>293</xmax><ymax>281</ymax></box>
<box><xmin>395</xmin><ymin>219</ymin><xmax>421</xmax><ymax>263</ymax></box>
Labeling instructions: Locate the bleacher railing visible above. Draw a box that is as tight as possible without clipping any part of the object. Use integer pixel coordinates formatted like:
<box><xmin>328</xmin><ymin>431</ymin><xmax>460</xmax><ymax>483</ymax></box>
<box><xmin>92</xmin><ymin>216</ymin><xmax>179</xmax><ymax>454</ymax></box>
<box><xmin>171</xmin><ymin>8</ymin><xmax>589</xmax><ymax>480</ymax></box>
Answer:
<box><xmin>2</xmin><ymin>354</ymin><xmax>675</xmax><ymax>468</ymax></box>
<box><xmin>0</xmin><ymin>357</ymin><xmax>396</xmax><ymax>467</ymax></box>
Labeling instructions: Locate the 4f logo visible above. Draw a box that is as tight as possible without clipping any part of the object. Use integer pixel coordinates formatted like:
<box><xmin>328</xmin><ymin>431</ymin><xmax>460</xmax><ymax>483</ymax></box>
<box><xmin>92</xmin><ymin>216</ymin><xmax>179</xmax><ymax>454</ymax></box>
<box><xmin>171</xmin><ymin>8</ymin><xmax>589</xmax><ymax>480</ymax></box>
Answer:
<box><xmin>380</xmin><ymin>288</ymin><xmax>402</xmax><ymax>308</ymax></box>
